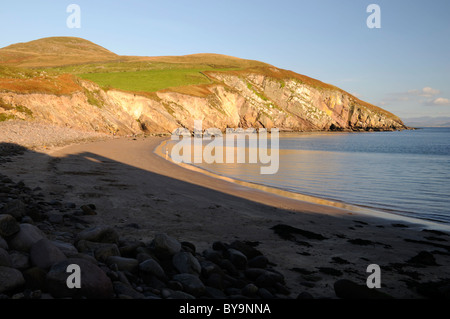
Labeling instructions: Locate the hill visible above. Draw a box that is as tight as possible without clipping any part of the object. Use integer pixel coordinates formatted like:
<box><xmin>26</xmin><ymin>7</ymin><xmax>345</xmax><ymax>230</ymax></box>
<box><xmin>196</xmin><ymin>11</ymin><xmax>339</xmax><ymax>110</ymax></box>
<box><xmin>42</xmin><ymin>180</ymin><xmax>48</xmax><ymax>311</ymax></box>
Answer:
<box><xmin>0</xmin><ymin>37</ymin><xmax>120</xmax><ymax>67</ymax></box>
<box><xmin>0</xmin><ymin>37</ymin><xmax>406</xmax><ymax>135</ymax></box>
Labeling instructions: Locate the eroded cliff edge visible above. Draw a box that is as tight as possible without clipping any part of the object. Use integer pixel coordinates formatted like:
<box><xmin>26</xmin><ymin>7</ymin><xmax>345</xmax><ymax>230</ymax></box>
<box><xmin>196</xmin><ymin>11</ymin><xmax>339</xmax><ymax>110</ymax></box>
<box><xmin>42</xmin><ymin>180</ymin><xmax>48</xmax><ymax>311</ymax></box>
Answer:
<box><xmin>0</xmin><ymin>67</ymin><xmax>406</xmax><ymax>135</ymax></box>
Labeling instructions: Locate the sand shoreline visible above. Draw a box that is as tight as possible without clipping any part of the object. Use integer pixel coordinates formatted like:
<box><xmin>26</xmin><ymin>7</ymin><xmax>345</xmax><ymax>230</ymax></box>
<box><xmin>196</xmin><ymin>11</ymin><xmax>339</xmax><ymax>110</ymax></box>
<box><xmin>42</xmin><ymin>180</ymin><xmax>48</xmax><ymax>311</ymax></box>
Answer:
<box><xmin>1</xmin><ymin>136</ymin><xmax>450</xmax><ymax>298</ymax></box>
<box><xmin>154</xmin><ymin>138</ymin><xmax>450</xmax><ymax>232</ymax></box>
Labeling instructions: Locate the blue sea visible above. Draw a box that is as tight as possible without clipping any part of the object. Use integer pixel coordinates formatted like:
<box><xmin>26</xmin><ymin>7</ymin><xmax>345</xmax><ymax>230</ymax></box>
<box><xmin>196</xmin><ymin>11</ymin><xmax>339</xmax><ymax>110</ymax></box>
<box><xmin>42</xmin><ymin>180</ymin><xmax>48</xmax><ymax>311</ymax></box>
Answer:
<box><xmin>191</xmin><ymin>128</ymin><xmax>450</xmax><ymax>225</ymax></box>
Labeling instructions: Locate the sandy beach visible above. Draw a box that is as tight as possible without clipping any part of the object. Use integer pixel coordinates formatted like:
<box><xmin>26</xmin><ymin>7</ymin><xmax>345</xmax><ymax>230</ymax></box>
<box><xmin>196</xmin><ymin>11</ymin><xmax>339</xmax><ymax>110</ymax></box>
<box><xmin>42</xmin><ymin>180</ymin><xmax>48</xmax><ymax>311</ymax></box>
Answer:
<box><xmin>1</xmin><ymin>133</ymin><xmax>449</xmax><ymax>299</ymax></box>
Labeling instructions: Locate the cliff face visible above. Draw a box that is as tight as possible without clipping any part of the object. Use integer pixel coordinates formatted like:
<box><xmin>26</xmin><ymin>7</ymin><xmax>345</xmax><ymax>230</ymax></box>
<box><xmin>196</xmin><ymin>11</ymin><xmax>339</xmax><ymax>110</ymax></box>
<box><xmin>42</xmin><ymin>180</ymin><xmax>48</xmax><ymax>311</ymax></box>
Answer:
<box><xmin>0</xmin><ymin>68</ymin><xmax>405</xmax><ymax>135</ymax></box>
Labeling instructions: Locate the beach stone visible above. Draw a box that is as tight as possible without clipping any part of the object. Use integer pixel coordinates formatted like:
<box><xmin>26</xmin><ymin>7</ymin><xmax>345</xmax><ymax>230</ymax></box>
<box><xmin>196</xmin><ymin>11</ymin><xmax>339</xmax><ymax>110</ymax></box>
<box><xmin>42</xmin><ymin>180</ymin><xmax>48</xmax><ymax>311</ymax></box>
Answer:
<box><xmin>94</xmin><ymin>243</ymin><xmax>121</xmax><ymax>262</ymax></box>
<box><xmin>0</xmin><ymin>237</ymin><xmax>8</xmax><ymax>250</ymax></box>
<box><xmin>47</xmin><ymin>213</ymin><xmax>64</xmax><ymax>225</ymax></box>
<box><xmin>46</xmin><ymin>258</ymin><xmax>114</xmax><ymax>299</ymax></box>
<box><xmin>230</xmin><ymin>241</ymin><xmax>263</xmax><ymax>259</ymax></box>
<box><xmin>0</xmin><ymin>214</ymin><xmax>20</xmax><ymax>237</ymax></box>
<box><xmin>181</xmin><ymin>241</ymin><xmax>196</xmax><ymax>254</ymax></box>
<box><xmin>207</xmin><ymin>273</ymin><xmax>224</xmax><ymax>290</ymax></box>
<box><xmin>0</xmin><ymin>248</ymin><xmax>12</xmax><ymax>267</ymax></box>
<box><xmin>10</xmin><ymin>250</ymin><xmax>30</xmax><ymax>270</ymax></box>
<box><xmin>106</xmin><ymin>256</ymin><xmax>138</xmax><ymax>273</ymax></box>
<box><xmin>225</xmin><ymin>248</ymin><xmax>248</xmax><ymax>269</ymax></box>
<box><xmin>200</xmin><ymin>260</ymin><xmax>222</xmax><ymax>277</ymax></box>
<box><xmin>21</xmin><ymin>216</ymin><xmax>34</xmax><ymax>225</ymax></box>
<box><xmin>76</xmin><ymin>226</ymin><xmax>119</xmax><ymax>244</ymax></box>
<box><xmin>203</xmin><ymin>249</ymin><xmax>223</xmax><ymax>264</ymax></box>
<box><xmin>30</xmin><ymin>239</ymin><xmax>67</xmax><ymax>269</ymax></box>
<box><xmin>168</xmin><ymin>291</ymin><xmax>196</xmax><ymax>299</ymax></box>
<box><xmin>23</xmin><ymin>267</ymin><xmax>47</xmax><ymax>289</ymax></box>
<box><xmin>113</xmin><ymin>281</ymin><xmax>145</xmax><ymax>299</ymax></box>
<box><xmin>8</xmin><ymin>224</ymin><xmax>46</xmax><ymax>252</ymax></box>
<box><xmin>173</xmin><ymin>274</ymin><xmax>206</xmax><ymax>296</ymax></box>
<box><xmin>152</xmin><ymin>233</ymin><xmax>181</xmax><ymax>258</ymax></box>
<box><xmin>334</xmin><ymin>279</ymin><xmax>394</xmax><ymax>299</ymax></box>
<box><xmin>0</xmin><ymin>266</ymin><xmax>25</xmax><ymax>293</ymax></box>
<box><xmin>172</xmin><ymin>252</ymin><xmax>201</xmax><ymax>275</ymax></box>
<box><xmin>242</xmin><ymin>283</ymin><xmax>259</xmax><ymax>297</ymax></box>
<box><xmin>139</xmin><ymin>258</ymin><xmax>166</xmax><ymax>279</ymax></box>
<box><xmin>244</xmin><ymin>268</ymin><xmax>267</xmax><ymax>280</ymax></box>
<box><xmin>297</xmin><ymin>292</ymin><xmax>314</xmax><ymax>299</ymax></box>
<box><xmin>205</xmin><ymin>286</ymin><xmax>227</xmax><ymax>299</ymax></box>
<box><xmin>51</xmin><ymin>240</ymin><xmax>79</xmax><ymax>258</ymax></box>
<box><xmin>0</xmin><ymin>200</ymin><xmax>26</xmax><ymax>220</ymax></box>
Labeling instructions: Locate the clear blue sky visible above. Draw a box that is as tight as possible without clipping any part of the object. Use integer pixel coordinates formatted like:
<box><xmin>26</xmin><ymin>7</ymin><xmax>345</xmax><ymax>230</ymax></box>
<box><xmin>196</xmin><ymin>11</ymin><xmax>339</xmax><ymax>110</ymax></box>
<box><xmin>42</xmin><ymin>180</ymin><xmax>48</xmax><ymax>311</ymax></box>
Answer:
<box><xmin>1</xmin><ymin>0</ymin><xmax>449</xmax><ymax>119</ymax></box>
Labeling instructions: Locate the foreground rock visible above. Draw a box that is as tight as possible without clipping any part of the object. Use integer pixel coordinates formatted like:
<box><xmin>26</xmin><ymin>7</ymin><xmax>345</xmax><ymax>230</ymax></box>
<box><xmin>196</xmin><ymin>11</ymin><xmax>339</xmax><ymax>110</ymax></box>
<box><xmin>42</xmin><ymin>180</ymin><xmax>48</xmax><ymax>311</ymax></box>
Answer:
<box><xmin>46</xmin><ymin>258</ymin><xmax>114</xmax><ymax>299</ymax></box>
<box><xmin>0</xmin><ymin>266</ymin><xmax>25</xmax><ymax>294</ymax></box>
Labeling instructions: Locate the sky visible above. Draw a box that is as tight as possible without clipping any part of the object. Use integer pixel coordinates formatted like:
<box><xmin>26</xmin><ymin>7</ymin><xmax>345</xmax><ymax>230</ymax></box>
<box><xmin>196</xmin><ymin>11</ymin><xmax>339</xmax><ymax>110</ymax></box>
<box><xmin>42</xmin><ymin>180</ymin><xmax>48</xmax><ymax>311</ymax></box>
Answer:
<box><xmin>0</xmin><ymin>0</ymin><xmax>449</xmax><ymax>119</ymax></box>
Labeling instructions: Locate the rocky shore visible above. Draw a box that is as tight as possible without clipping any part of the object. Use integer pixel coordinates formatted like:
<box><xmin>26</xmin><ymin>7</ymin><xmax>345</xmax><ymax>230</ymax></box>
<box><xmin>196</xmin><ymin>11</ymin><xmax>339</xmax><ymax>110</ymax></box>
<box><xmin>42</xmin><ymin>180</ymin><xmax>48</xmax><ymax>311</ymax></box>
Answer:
<box><xmin>1</xmin><ymin>133</ymin><xmax>450</xmax><ymax>300</ymax></box>
<box><xmin>0</xmin><ymin>171</ymin><xmax>295</xmax><ymax>299</ymax></box>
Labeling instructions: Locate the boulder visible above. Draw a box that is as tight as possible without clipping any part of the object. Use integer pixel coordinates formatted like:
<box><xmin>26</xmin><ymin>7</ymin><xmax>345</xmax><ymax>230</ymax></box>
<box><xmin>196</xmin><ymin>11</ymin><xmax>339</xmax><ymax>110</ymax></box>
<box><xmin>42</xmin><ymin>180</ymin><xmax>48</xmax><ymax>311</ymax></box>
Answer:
<box><xmin>0</xmin><ymin>214</ymin><xmax>20</xmax><ymax>237</ymax></box>
<box><xmin>172</xmin><ymin>252</ymin><xmax>201</xmax><ymax>275</ymax></box>
<box><xmin>139</xmin><ymin>258</ymin><xmax>166</xmax><ymax>279</ymax></box>
<box><xmin>46</xmin><ymin>258</ymin><xmax>114</xmax><ymax>299</ymax></box>
<box><xmin>75</xmin><ymin>226</ymin><xmax>119</xmax><ymax>244</ymax></box>
<box><xmin>30</xmin><ymin>239</ymin><xmax>67</xmax><ymax>269</ymax></box>
<box><xmin>173</xmin><ymin>273</ymin><xmax>206</xmax><ymax>297</ymax></box>
<box><xmin>51</xmin><ymin>240</ymin><xmax>79</xmax><ymax>258</ymax></box>
<box><xmin>8</xmin><ymin>224</ymin><xmax>46</xmax><ymax>252</ymax></box>
<box><xmin>225</xmin><ymin>249</ymin><xmax>248</xmax><ymax>269</ymax></box>
<box><xmin>0</xmin><ymin>248</ymin><xmax>12</xmax><ymax>267</ymax></box>
<box><xmin>0</xmin><ymin>200</ymin><xmax>26</xmax><ymax>220</ymax></box>
<box><xmin>106</xmin><ymin>256</ymin><xmax>138</xmax><ymax>273</ymax></box>
<box><xmin>151</xmin><ymin>233</ymin><xmax>181</xmax><ymax>258</ymax></box>
<box><xmin>0</xmin><ymin>266</ymin><xmax>25</xmax><ymax>294</ymax></box>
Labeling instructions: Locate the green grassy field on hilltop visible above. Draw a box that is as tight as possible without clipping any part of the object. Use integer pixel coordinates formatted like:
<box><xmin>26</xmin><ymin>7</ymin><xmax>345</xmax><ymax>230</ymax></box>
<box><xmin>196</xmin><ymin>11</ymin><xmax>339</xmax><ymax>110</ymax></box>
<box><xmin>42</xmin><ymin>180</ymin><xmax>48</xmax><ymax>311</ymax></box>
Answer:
<box><xmin>78</xmin><ymin>68</ymin><xmax>213</xmax><ymax>92</ymax></box>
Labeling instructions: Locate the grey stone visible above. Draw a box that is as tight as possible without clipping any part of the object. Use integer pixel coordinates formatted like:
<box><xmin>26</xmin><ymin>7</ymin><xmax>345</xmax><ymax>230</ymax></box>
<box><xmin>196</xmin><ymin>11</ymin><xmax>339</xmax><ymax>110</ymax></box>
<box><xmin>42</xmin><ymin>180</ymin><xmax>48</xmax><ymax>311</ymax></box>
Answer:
<box><xmin>152</xmin><ymin>233</ymin><xmax>181</xmax><ymax>258</ymax></box>
<box><xmin>242</xmin><ymin>283</ymin><xmax>259</xmax><ymax>297</ymax></box>
<box><xmin>47</xmin><ymin>213</ymin><xmax>64</xmax><ymax>225</ymax></box>
<box><xmin>113</xmin><ymin>281</ymin><xmax>145</xmax><ymax>299</ymax></box>
<box><xmin>205</xmin><ymin>286</ymin><xmax>227</xmax><ymax>299</ymax></box>
<box><xmin>167</xmin><ymin>290</ymin><xmax>196</xmax><ymax>299</ymax></box>
<box><xmin>23</xmin><ymin>267</ymin><xmax>47</xmax><ymax>290</ymax></box>
<box><xmin>8</xmin><ymin>224</ymin><xmax>46</xmax><ymax>252</ymax></box>
<box><xmin>225</xmin><ymin>248</ymin><xmax>247</xmax><ymax>269</ymax></box>
<box><xmin>76</xmin><ymin>226</ymin><xmax>119</xmax><ymax>244</ymax></box>
<box><xmin>51</xmin><ymin>240</ymin><xmax>79</xmax><ymax>258</ymax></box>
<box><xmin>0</xmin><ymin>266</ymin><xmax>25</xmax><ymax>294</ymax></box>
<box><xmin>0</xmin><ymin>237</ymin><xmax>8</xmax><ymax>250</ymax></box>
<box><xmin>106</xmin><ymin>256</ymin><xmax>138</xmax><ymax>273</ymax></box>
<box><xmin>21</xmin><ymin>216</ymin><xmax>34</xmax><ymax>225</ymax></box>
<box><xmin>203</xmin><ymin>249</ymin><xmax>223</xmax><ymax>264</ymax></box>
<box><xmin>30</xmin><ymin>238</ymin><xmax>67</xmax><ymax>269</ymax></box>
<box><xmin>9</xmin><ymin>251</ymin><xmax>30</xmax><ymax>270</ymax></box>
<box><xmin>94</xmin><ymin>243</ymin><xmax>121</xmax><ymax>262</ymax></box>
<box><xmin>173</xmin><ymin>273</ymin><xmax>206</xmax><ymax>296</ymax></box>
<box><xmin>0</xmin><ymin>200</ymin><xmax>26</xmax><ymax>219</ymax></box>
<box><xmin>46</xmin><ymin>258</ymin><xmax>113</xmax><ymax>299</ymax></box>
<box><xmin>173</xmin><ymin>252</ymin><xmax>201</xmax><ymax>275</ymax></box>
<box><xmin>0</xmin><ymin>248</ymin><xmax>12</xmax><ymax>267</ymax></box>
<box><xmin>139</xmin><ymin>258</ymin><xmax>166</xmax><ymax>279</ymax></box>
<box><xmin>0</xmin><ymin>214</ymin><xmax>20</xmax><ymax>237</ymax></box>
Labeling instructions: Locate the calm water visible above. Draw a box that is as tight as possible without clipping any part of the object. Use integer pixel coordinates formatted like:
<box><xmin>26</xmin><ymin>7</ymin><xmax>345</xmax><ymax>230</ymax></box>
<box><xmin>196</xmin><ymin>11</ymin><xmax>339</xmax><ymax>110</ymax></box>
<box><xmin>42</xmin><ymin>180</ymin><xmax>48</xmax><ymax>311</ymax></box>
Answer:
<box><xmin>191</xmin><ymin>128</ymin><xmax>450</xmax><ymax>225</ymax></box>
